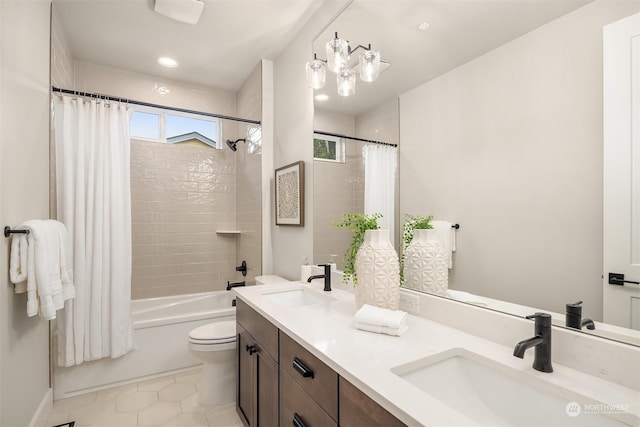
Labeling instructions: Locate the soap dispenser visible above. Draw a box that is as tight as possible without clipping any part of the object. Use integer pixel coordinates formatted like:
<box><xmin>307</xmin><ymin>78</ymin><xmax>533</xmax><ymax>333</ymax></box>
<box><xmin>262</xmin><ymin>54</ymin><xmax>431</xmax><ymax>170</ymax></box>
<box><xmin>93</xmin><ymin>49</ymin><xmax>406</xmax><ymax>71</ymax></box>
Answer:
<box><xmin>328</xmin><ymin>254</ymin><xmax>338</xmax><ymax>271</ymax></box>
<box><xmin>565</xmin><ymin>301</ymin><xmax>595</xmax><ymax>330</ymax></box>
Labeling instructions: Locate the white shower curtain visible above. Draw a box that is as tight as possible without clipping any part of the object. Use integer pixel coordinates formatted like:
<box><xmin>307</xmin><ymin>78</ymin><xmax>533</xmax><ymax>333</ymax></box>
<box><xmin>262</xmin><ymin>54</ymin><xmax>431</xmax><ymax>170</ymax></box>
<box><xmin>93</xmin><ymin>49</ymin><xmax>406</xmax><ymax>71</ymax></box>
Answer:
<box><xmin>54</xmin><ymin>95</ymin><xmax>135</xmax><ymax>367</ymax></box>
<box><xmin>363</xmin><ymin>144</ymin><xmax>398</xmax><ymax>247</ymax></box>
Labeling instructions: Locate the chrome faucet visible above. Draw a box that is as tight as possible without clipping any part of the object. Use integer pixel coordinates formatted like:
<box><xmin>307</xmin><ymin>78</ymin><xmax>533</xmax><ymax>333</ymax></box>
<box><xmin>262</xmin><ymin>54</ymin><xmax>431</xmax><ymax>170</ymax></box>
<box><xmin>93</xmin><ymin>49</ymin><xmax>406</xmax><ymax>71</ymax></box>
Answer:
<box><xmin>307</xmin><ymin>264</ymin><xmax>331</xmax><ymax>292</ymax></box>
<box><xmin>565</xmin><ymin>301</ymin><xmax>595</xmax><ymax>330</ymax></box>
<box><xmin>513</xmin><ymin>312</ymin><xmax>553</xmax><ymax>373</ymax></box>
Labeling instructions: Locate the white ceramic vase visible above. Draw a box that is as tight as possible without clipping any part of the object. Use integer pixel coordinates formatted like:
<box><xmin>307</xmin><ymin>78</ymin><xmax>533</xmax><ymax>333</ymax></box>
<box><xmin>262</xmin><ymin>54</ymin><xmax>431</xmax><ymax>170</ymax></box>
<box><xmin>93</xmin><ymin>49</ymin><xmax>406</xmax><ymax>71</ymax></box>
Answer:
<box><xmin>404</xmin><ymin>229</ymin><xmax>448</xmax><ymax>296</ymax></box>
<box><xmin>354</xmin><ymin>229</ymin><xmax>400</xmax><ymax>309</ymax></box>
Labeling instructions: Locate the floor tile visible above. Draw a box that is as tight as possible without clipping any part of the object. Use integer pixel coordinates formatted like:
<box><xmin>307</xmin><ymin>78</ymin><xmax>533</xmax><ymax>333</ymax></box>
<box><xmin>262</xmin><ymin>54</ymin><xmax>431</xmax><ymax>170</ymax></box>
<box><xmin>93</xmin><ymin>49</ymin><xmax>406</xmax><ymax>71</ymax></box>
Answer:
<box><xmin>159</xmin><ymin>382</ymin><xmax>196</xmax><ymax>402</ymax></box>
<box><xmin>69</xmin><ymin>401</ymin><xmax>116</xmax><ymax>425</ymax></box>
<box><xmin>96</xmin><ymin>383</ymin><xmax>138</xmax><ymax>402</ymax></box>
<box><xmin>162</xmin><ymin>412</ymin><xmax>209</xmax><ymax>427</ymax></box>
<box><xmin>45</xmin><ymin>411</ymin><xmax>72</xmax><ymax>426</ymax></box>
<box><xmin>116</xmin><ymin>391</ymin><xmax>159</xmax><ymax>413</ymax></box>
<box><xmin>138</xmin><ymin>401</ymin><xmax>182</xmax><ymax>425</ymax></box>
<box><xmin>205</xmin><ymin>403</ymin><xmax>241</xmax><ymax>426</ymax></box>
<box><xmin>180</xmin><ymin>393</ymin><xmax>212</xmax><ymax>414</ymax></box>
<box><xmin>52</xmin><ymin>392</ymin><xmax>97</xmax><ymax>412</ymax></box>
<box><xmin>139</xmin><ymin>376</ymin><xmax>176</xmax><ymax>392</ymax></box>
<box><xmin>92</xmin><ymin>412</ymin><xmax>138</xmax><ymax>427</ymax></box>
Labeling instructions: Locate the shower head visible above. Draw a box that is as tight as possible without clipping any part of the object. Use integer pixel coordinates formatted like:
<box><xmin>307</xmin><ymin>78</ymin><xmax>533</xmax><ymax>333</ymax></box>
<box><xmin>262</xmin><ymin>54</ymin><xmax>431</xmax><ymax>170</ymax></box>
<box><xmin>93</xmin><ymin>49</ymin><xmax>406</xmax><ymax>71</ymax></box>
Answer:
<box><xmin>225</xmin><ymin>138</ymin><xmax>246</xmax><ymax>152</ymax></box>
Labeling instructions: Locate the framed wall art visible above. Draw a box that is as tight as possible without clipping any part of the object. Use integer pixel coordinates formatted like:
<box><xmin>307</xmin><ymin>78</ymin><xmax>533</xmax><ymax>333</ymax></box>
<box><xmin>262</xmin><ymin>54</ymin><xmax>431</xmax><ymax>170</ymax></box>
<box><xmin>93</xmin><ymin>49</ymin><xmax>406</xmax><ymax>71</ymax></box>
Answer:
<box><xmin>275</xmin><ymin>161</ymin><xmax>305</xmax><ymax>226</ymax></box>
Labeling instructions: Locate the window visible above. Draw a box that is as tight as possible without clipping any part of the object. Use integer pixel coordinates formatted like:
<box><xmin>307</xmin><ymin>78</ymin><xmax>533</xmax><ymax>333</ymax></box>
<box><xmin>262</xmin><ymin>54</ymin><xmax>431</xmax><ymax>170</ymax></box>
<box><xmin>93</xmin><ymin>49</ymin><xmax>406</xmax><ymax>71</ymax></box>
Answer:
<box><xmin>313</xmin><ymin>133</ymin><xmax>345</xmax><ymax>163</ymax></box>
<box><xmin>130</xmin><ymin>107</ymin><xmax>221</xmax><ymax>149</ymax></box>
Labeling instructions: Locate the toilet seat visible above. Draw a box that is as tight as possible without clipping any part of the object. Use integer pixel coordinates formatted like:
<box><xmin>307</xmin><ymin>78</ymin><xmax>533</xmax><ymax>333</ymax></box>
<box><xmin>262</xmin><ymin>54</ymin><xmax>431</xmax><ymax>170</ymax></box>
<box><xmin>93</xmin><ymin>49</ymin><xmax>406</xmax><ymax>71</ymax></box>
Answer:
<box><xmin>188</xmin><ymin>320</ymin><xmax>236</xmax><ymax>345</ymax></box>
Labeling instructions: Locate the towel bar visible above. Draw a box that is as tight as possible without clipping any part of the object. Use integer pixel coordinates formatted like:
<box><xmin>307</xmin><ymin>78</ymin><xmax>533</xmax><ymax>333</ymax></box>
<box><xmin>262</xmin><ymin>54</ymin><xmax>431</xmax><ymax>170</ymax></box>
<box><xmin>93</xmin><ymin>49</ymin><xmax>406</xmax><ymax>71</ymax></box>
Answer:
<box><xmin>4</xmin><ymin>226</ymin><xmax>29</xmax><ymax>238</ymax></box>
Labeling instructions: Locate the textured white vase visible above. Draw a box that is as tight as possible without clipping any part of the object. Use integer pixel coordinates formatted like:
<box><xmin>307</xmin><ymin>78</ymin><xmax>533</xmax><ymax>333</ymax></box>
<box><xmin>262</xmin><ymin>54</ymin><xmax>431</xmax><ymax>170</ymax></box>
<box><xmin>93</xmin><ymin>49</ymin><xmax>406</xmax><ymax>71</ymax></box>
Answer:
<box><xmin>354</xmin><ymin>229</ymin><xmax>400</xmax><ymax>309</ymax></box>
<box><xmin>404</xmin><ymin>229</ymin><xmax>448</xmax><ymax>296</ymax></box>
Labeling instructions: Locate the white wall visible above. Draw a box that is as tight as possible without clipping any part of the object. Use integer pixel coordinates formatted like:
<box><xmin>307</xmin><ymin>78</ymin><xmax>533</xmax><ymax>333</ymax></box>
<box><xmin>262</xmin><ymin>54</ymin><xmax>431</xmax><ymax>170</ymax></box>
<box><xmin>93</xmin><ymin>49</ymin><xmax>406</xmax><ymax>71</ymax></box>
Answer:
<box><xmin>271</xmin><ymin>0</ymin><xmax>351</xmax><ymax>280</ymax></box>
<box><xmin>0</xmin><ymin>1</ymin><xmax>53</xmax><ymax>425</ymax></box>
<box><xmin>399</xmin><ymin>0</ymin><xmax>640</xmax><ymax>319</ymax></box>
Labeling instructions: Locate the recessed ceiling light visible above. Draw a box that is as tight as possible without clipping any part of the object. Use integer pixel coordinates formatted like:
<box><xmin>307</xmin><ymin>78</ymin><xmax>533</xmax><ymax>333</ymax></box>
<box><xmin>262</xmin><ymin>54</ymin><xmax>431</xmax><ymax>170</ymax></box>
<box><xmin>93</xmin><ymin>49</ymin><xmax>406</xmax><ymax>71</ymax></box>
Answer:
<box><xmin>417</xmin><ymin>22</ymin><xmax>431</xmax><ymax>31</ymax></box>
<box><xmin>315</xmin><ymin>94</ymin><xmax>329</xmax><ymax>102</ymax></box>
<box><xmin>158</xmin><ymin>57</ymin><xmax>178</xmax><ymax>68</ymax></box>
<box><xmin>153</xmin><ymin>84</ymin><xmax>170</xmax><ymax>95</ymax></box>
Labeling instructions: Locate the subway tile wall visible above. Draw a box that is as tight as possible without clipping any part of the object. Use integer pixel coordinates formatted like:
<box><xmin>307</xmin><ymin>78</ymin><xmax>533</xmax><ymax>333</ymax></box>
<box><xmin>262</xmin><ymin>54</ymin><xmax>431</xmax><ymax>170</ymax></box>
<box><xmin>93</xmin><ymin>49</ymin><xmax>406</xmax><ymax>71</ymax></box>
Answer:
<box><xmin>234</xmin><ymin>64</ymin><xmax>262</xmax><ymax>284</ymax></box>
<box><xmin>130</xmin><ymin>139</ymin><xmax>237</xmax><ymax>299</ymax></box>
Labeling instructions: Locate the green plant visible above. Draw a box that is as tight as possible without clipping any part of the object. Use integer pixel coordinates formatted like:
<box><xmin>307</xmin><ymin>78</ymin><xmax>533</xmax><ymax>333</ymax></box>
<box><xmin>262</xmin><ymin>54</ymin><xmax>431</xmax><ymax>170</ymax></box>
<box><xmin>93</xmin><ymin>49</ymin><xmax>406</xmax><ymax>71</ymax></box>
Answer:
<box><xmin>333</xmin><ymin>213</ymin><xmax>382</xmax><ymax>285</ymax></box>
<box><xmin>400</xmin><ymin>213</ymin><xmax>434</xmax><ymax>284</ymax></box>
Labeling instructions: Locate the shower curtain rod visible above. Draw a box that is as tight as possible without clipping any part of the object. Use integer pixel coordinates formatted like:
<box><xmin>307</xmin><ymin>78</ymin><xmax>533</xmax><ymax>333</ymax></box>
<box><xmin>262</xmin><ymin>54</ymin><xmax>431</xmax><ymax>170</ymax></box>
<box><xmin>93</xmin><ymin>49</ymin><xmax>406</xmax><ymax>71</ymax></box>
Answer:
<box><xmin>52</xmin><ymin>86</ymin><xmax>261</xmax><ymax>126</ymax></box>
<box><xmin>314</xmin><ymin>130</ymin><xmax>398</xmax><ymax>147</ymax></box>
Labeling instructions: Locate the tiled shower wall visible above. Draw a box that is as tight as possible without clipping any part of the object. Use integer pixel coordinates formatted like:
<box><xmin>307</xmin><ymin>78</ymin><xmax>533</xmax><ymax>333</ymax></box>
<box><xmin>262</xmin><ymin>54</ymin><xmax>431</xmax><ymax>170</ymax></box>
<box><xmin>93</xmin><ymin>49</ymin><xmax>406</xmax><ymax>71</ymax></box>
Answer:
<box><xmin>130</xmin><ymin>140</ymin><xmax>237</xmax><ymax>299</ymax></box>
<box><xmin>313</xmin><ymin>100</ymin><xmax>399</xmax><ymax>268</ymax></box>
<box><xmin>235</xmin><ymin>64</ymin><xmax>263</xmax><ymax>284</ymax></box>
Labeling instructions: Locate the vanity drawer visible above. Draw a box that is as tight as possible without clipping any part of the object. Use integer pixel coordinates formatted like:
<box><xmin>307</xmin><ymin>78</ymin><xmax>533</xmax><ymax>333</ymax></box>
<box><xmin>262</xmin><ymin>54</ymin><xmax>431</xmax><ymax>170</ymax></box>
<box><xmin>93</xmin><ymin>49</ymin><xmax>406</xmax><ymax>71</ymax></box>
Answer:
<box><xmin>236</xmin><ymin>298</ymin><xmax>278</xmax><ymax>360</ymax></box>
<box><xmin>339</xmin><ymin>377</ymin><xmax>406</xmax><ymax>427</ymax></box>
<box><xmin>279</xmin><ymin>331</ymin><xmax>338</xmax><ymax>419</ymax></box>
<box><xmin>280</xmin><ymin>369</ymin><xmax>337</xmax><ymax>427</ymax></box>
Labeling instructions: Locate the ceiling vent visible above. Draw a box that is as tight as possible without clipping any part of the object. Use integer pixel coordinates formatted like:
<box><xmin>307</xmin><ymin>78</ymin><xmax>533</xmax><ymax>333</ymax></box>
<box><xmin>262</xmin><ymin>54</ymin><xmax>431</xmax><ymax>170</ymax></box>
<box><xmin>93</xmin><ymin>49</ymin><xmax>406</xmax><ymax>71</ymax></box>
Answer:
<box><xmin>154</xmin><ymin>0</ymin><xmax>204</xmax><ymax>25</ymax></box>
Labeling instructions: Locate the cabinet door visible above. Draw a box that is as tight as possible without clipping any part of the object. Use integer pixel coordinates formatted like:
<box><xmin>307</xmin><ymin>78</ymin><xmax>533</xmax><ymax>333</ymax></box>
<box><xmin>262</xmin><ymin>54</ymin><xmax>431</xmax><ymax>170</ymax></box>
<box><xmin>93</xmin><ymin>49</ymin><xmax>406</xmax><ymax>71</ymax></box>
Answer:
<box><xmin>237</xmin><ymin>323</ymin><xmax>255</xmax><ymax>427</ymax></box>
<box><xmin>339</xmin><ymin>377</ymin><xmax>406</xmax><ymax>427</ymax></box>
<box><xmin>256</xmin><ymin>346</ymin><xmax>278</xmax><ymax>427</ymax></box>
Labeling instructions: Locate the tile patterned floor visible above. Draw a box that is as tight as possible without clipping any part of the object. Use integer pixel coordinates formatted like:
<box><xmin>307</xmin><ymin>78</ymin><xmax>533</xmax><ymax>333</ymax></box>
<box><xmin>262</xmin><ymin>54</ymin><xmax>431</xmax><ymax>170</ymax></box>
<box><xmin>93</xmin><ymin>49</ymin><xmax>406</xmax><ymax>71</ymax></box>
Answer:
<box><xmin>46</xmin><ymin>369</ymin><xmax>243</xmax><ymax>427</ymax></box>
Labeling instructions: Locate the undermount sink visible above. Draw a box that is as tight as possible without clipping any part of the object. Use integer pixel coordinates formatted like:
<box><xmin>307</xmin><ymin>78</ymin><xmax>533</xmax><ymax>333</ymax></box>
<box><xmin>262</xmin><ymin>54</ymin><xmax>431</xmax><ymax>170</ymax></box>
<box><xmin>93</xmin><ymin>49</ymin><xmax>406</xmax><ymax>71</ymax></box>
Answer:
<box><xmin>262</xmin><ymin>287</ymin><xmax>335</xmax><ymax>307</ymax></box>
<box><xmin>391</xmin><ymin>348</ymin><xmax>628</xmax><ymax>426</ymax></box>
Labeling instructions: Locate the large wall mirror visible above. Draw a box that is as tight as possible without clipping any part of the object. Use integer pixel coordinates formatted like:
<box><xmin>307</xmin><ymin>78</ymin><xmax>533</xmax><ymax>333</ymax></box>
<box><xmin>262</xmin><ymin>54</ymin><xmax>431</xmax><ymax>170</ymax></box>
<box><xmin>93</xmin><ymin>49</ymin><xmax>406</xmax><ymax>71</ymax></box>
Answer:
<box><xmin>312</xmin><ymin>0</ymin><xmax>640</xmax><ymax>347</ymax></box>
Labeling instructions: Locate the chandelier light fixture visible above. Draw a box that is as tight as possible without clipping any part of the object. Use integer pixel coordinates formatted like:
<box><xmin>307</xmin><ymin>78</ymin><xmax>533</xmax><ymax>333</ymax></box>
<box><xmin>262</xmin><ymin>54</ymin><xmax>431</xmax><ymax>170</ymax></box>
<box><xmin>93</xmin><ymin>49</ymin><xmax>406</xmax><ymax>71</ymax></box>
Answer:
<box><xmin>305</xmin><ymin>32</ymin><xmax>388</xmax><ymax>97</ymax></box>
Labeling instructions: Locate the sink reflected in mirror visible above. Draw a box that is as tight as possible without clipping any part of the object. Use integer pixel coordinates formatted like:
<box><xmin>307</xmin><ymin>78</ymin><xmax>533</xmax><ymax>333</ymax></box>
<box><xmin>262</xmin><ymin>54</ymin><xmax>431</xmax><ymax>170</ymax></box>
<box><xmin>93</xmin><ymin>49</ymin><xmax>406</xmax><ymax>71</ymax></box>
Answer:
<box><xmin>391</xmin><ymin>348</ymin><xmax>630</xmax><ymax>427</ymax></box>
<box><xmin>262</xmin><ymin>287</ymin><xmax>336</xmax><ymax>307</ymax></box>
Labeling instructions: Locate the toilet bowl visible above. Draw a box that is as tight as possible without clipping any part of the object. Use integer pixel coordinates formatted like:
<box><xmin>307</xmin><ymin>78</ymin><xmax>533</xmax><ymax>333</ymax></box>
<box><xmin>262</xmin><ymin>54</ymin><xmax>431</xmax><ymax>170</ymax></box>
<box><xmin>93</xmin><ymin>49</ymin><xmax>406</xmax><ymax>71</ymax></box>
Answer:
<box><xmin>188</xmin><ymin>320</ymin><xmax>237</xmax><ymax>406</ymax></box>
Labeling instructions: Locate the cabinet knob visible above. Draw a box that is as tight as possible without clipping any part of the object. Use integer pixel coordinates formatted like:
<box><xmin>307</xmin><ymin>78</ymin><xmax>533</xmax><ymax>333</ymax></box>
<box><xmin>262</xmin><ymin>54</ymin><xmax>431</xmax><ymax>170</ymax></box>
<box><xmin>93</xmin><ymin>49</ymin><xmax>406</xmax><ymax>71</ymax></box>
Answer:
<box><xmin>246</xmin><ymin>344</ymin><xmax>257</xmax><ymax>355</ymax></box>
<box><xmin>293</xmin><ymin>413</ymin><xmax>307</xmax><ymax>427</ymax></box>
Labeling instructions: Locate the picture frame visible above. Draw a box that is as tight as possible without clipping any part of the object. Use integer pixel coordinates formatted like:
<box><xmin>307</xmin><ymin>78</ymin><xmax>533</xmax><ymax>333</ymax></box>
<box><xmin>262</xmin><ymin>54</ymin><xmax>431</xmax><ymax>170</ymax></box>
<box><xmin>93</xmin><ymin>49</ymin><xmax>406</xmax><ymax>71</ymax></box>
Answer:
<box><xmin>275</xmin><ymin>161</ymin><xmax>305</xmax><ymax>226</ymax></box>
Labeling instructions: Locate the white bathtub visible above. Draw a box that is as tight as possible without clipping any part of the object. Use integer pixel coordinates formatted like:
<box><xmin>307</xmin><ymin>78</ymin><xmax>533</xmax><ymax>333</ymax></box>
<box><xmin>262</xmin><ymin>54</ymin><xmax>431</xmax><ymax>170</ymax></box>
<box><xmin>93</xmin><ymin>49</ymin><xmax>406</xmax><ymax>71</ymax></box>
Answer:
<box><xmin>53</xmin><ymin>291</ymin><xmax>236</xmax><ymax>400</ymax></box>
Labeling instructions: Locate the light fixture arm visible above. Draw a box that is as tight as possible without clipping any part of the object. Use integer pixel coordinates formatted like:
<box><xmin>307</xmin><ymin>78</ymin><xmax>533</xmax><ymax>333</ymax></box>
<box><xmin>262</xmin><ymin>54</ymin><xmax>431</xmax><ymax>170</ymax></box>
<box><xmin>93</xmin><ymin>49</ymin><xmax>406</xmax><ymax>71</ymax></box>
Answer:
<box><xmin>349</xmin><ymin>43</ymin><xmax>372</xmax><ymax>55</ymax></box>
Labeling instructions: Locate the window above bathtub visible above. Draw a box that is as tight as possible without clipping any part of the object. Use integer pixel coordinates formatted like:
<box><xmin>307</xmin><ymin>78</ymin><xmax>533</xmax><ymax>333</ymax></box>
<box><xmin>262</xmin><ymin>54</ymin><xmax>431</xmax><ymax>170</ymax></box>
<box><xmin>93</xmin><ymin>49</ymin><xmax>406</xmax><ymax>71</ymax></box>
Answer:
<box><xmin>130</xmin><ymin>106</ymin><xmax>221</xmax><ymax>149</ymax></box>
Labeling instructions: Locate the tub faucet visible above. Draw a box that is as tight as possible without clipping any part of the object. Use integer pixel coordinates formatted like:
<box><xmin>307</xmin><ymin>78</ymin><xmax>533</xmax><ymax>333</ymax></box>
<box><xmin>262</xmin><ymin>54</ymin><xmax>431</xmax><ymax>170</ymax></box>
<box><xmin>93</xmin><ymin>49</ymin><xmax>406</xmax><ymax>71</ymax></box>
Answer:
<box><xmin>513</xmin><ymin>312</ymin><xmax>553</xmax><ymax>373</ymax></box>
<box><xmin>307</xmin><ymin>264</ymin><xmax>331</xmax><ymax>292</ymax></box>
<box><xmin>227</xmin><ymin>281</ymin><xmax>245</xmax><ymax>291</ymax></box>
<box><xmin>565</xmin><ymin>301</ymin><xmax>595</xmax><ymax>330</ymax></box>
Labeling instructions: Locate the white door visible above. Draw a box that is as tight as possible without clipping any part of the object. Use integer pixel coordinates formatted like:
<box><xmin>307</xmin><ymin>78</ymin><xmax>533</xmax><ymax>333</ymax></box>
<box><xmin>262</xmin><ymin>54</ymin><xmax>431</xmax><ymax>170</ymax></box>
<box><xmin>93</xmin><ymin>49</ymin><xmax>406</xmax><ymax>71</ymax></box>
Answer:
<box><xmin>603</xmin><ymin>12</ymin><xmax>640</xmax><ymax>330</ymax></box>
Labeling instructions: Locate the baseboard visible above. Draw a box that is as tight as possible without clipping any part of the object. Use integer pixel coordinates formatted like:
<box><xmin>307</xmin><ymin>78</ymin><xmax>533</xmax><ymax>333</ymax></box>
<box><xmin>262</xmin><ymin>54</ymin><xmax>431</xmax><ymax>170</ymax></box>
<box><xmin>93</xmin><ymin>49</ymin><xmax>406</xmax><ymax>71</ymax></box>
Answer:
<box><xmin>29</xmin><ymin>387</ymin><xmax>52</xmax><ymax>427</ymax></box>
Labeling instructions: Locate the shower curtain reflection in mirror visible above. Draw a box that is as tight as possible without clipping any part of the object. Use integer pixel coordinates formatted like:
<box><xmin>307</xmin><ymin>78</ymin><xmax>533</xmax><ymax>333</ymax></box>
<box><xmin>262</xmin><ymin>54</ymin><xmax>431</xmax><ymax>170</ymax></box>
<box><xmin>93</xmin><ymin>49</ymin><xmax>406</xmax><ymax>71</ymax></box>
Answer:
<box><xmin>53</xmin><ymin>95</ymin><xmax>135</xmax><ymax>367</ymax></box>
<box><xmin>363</xmin><ymin>144</ymin><xmax>398</xmax><ymax>246</ymax></box>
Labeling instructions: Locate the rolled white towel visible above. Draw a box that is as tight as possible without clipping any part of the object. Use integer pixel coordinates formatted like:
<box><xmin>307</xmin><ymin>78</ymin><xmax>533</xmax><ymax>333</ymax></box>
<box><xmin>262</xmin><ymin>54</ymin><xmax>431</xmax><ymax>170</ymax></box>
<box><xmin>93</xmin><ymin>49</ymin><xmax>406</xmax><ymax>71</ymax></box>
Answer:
<box><xmin>354</xmin><ymin>304</ymin><xmax>408</xmax><ymax>329</ymax></box>
<box><xmin>355</xmin><ymin>321</ymin><xmax>408</xmax><ymax>337</ymax></box>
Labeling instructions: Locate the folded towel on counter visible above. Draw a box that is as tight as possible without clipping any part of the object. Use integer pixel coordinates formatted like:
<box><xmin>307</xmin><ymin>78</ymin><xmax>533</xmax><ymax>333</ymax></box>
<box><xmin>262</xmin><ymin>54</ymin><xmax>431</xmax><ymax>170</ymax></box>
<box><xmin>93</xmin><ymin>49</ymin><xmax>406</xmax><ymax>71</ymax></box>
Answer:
<box><xmin>431</xmin><ymin>220</ymin><xmax>457</xmax><ymax>269</ymax></box>
<box><xmin>354</xmin><ymin>304</ymin><xmax>408</xmax><ymax>336</ymax></box>
<box><xmin>11</xmin><ymin>220</ymin><xmax>76</xmax><ymax>319</ymax></box>
<box><xmin>354</xmin><ymin>321</ymin><xmax>408</xmax><ymax>337</ymax></box>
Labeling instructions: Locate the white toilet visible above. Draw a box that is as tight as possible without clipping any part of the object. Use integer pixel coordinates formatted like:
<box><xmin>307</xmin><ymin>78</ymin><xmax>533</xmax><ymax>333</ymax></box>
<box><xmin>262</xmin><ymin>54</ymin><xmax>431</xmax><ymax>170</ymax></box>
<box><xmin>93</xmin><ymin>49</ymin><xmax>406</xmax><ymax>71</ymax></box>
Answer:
<box><xmin>188</xmin><ymin>320</ymin><xmax>237</xmax><ymax>406</ymax></box>
<box><xmin>188</xmin><ymin>275</ymin><xmax>286</xmax><ymax>406</ymax></box>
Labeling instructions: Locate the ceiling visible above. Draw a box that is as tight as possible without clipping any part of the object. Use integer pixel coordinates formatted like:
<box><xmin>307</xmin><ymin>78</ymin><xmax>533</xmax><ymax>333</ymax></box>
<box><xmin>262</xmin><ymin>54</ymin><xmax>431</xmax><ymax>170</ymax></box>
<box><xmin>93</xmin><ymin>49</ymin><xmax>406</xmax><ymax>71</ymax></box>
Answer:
<box><xmin>53</xmin><ymin>0</ymin><xmax>320</xmax><ymax>92</ymax></box>
<box><xmin>314</xmin><ymin>0</ymin><xmax>592</xmax><ymax>116</ymax></box>
<box><xmin>53</xmin><ymin>0</ymin><xmax>593</xmax><ymax>117</ymax></box>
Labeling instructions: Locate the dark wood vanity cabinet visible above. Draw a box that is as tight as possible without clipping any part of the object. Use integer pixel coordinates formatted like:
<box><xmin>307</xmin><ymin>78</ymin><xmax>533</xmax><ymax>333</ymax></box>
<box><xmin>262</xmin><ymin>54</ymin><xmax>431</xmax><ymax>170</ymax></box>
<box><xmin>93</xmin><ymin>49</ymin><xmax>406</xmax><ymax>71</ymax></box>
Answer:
<box><xmin>339</xmin><ymin>377</ymin><xmax>406</xmax><ymax>427</ymax></box>
<box><xmin>236</xmin><ymin>298</ymin><xmax>405</xmax><ymax>427</ymax></box>
<box><xmin>236</xmin><ymin>300</ymin><xmax>279</xmax><ymax>427</ymax></box>
<box><xmin>279</xmin><ymin>331</ymin><xmax>338</xmax><ymax>427</ymax></box>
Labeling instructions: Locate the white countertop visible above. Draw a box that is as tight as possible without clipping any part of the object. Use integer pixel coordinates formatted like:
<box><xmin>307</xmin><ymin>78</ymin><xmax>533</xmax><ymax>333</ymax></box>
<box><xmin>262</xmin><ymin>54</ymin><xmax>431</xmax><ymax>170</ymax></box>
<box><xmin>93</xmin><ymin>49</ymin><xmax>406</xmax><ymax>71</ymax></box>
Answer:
<box><xmin>234</xmin><ymin>281</ymin><xmax>640</xmax><ymax>427</ymax></box>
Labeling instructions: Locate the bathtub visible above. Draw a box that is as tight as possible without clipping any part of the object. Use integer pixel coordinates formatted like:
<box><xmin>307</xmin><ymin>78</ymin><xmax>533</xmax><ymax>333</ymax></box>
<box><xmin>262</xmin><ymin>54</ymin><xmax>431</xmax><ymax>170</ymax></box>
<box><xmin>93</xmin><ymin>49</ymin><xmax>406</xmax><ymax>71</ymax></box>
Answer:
<box><xmin>53</xmin><ymin>291</ymin><xmax>236</xmax><ymax>400</ymax></box>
